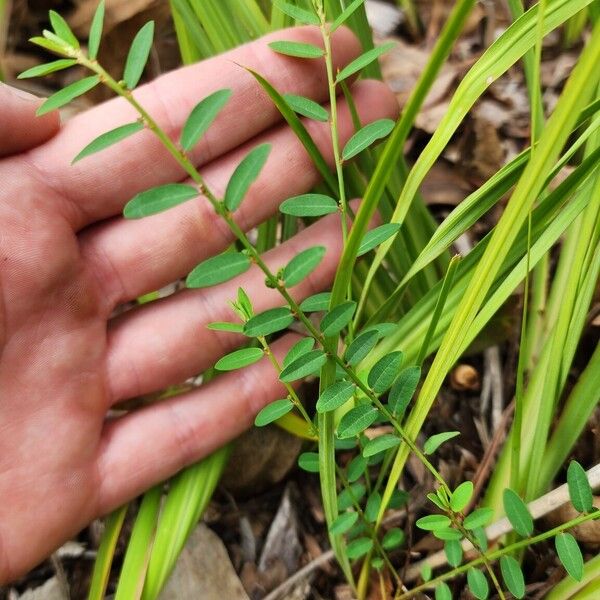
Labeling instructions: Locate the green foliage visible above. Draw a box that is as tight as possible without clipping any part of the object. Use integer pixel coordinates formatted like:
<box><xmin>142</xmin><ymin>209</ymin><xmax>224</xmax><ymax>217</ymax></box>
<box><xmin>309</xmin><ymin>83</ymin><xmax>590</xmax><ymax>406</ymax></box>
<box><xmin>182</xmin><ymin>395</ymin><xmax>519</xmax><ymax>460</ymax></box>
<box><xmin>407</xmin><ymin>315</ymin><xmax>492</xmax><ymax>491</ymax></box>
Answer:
<box><xmin>18</xmin><ymin>58</ymin><xmax>77</xmax><ymax>79</ymax></box>
<box><xmin>346</xmin><ymin>537</ymin><xmax>374</xmax><ymax>560</ymax></box>
<box><xmin>224</xmin><ymin>144</ymin><xmax>270</xmax><ymax>211</ymax></box>
<box><xmin>388</xmin><ymin>366</ymin><xmax>421</xmax><ymax>417</ymax></box>
<box><xmin>254</xmin><ymin>398</ymin><xmax>294</xmax><ymax>426</ymax></box>
<box><xmin>338</xmin><ymin>482</ymin><xmax>366</xmax><ymax>511</ymax></box>
<box><xmin>316</xmin><ymin>380</ymin><xmax>356</xmax><ymax>413</ymax></box>
<box><xmin>36</xmin><ymin>75</ymin><xmax>100</xmax><ymax>116</ymax></box>
<box><xmin>416</xmin><ymin>514</ymin><xmax>451</xmax><ymax>531</ymax></box>
<box><xmin>331</xmin><ymin>0</ymin><xmax>366</xmax><ymax>32</ymax></box>
<box><xmin>283</xmin><ymin>94</ymin><xmax>329</xmax><ymax>122</ymax></box>
<box><xmin>337</xmin><ymin>405</ymin><xmax>378</xmax><ymax>438</ymax></box>
<box><xmin>180</xmin><ymin>89</ymin><xmax>232</xmax><ymax>151</ymax></box>
<box><xmin>500</xmin><ymin>555</ymin><xmax>525</xmax><ymax>599</ymax></box>
<box><xmin>467</xmin><ymin>568</ymin><xmax>489</xmax><ymax>599</ymax></box>
<box><xmin>73</xmin><ymin>122</ymin><xmax>144</xmax><ymax>163</ymax></box>
<box><xmin>299</xmin><ymin>292</ymin><xmax>331</xmax><ymax>312</ymax></box>
<box><xmin>88</xmin><ymin>0</ymin><xmax>105</xmax><ymax>60</ymax></box>
<box><xmin>215</xmin><ymin>347</ymin><xmax>263</xmax><ymax>371</ymax></box>
<box><xmin>123</xmin><ymin>21</ymin><xmax>154</xmax><ymax>89</ymax></box>
<box><xmin>283</xmin><ymin>245</ymin><xmax>326</xmax><ymax>287</ymax></box>
<box><xmin>435</xmin><ymin>582</ymin><xmax>453</xmax><ymax>600</ymax></box>
<box><xmin>279</xmin><ymin>349</ymin><xmax>327</xmax><ymax>382</ymax></box>
<box><xmin>186</xmin><ymin>252</ymin><xmax>251</xmax><ymax>288</ymax></box>
<box><xmin>124</xmin><ymin>183</ymin><xmax>198</xmax><ymax>218</ymax></box>
<box><xmin>298</xmin><ymin>452</ymin><xmax>320</xmax><ymax>473</ymax></box>
<box><xmin>362</xmin><ymin>434</ymin><xmax>400</xmax><ymax>458</ymax></box>
<box><xmin>336</xmin><ymin>43</ymin><xmax>395</xmax><ymax>83</ymax></box>
<box><xmin>503</xmin><ymin>488</ymin><xmax>534</xmax><ymax>537</ymax></box>
<box><xmin>49</xmin><ymin>10</ymin><xmax>79</xmax><ymax>48</ymax></box>
<box><xmin>382</xmin><ymin>527</ymin><xmax>404</xmax><ymax>550</ymax></box>
<box><xmin>423</xmin><ymin>431</ymin><xmax>460</xmax><ymax>455</ymax></box>
<box><xmin>344</xmin><ymin>330</ymin><xmax>379</xmax><ymax>366</ymax></box>
<box><xmin>357</xmin><ymin>223</ymin><xmax>401</xmax><ymax>257</ymax></box>
<box><xmin>567</xmin><ymin>460</ymin><xmax>593</xmax><ymax>513</ymax></box>
<box><xmin>280</xmin><ymin>193</ymin><xmax>338</xmax><ymax>216</ymax></box>
<box><xmin>463</xmin><ymin>507</ymin><xmax>493</xmax><ymax>530</ymax></box>
<box><xmin>268</xmin><ymin>40</ymin><xmax>324</xmax><ymax>58</ymax></box>
<box><xmin>342</xmin><ymin>118</ymin><xmax>395</xmax><ymax>160</ymax></box>
<box><xmin>243</xmin><ymin>307</ymin><xmax>294</xmax><ymax>337</ymax></box>
<box><xmin>555</xmin><ymin>532</ymin><xmax>584</xmax><ymax>581</ymax></box>
<box><xmin>272</xmin><ymin>0</ymin><xmax>320</xmax><ymax>25</ymax></box>
<box><xmin>283</xmin><ymin>337</ymin><xmax>315</xmax><ymax>368</ymax></box>
<box><xmin>444</xmin><ymin>539</ymin><xmax>463</xmax><ymax>567</ymax></box>
<box><xmin>368</xmin><ymin>351</ymin><xmax>403</xmax><ymax>393</ymax></box>
<box><xmin>330</xmin><ymin>511</ymin><xmax>359</xmax><ymax>534</ymax></box>
<box><xmin>450</xmin><ymin>481</ymin><xmax>473</xmax><ymax>512</ymax></box>
<box><xmin>320</xmin><ymin>301</ymin><xmax>356</xmax><ymax>336</ymax></box>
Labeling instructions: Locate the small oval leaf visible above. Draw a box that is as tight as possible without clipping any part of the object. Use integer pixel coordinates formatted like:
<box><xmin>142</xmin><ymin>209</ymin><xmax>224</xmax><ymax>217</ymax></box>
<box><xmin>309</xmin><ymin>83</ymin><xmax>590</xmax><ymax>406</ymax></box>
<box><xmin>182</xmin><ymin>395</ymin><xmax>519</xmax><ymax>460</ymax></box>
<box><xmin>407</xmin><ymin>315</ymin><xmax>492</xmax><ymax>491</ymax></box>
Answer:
<box><xmin>337</xmin><ymin>405</ymin><xmax>378</xmax><ymax>439</ymax></box>
<box><xmin>283</xmin><ymin>93</ymin><xmax>329</xmax><ymax>121</ymax></box>
<box><xmin>49</xmin><ymin>10</ymin><xmax>79</xmax><ymax>48</ymax></box>
<box><xmin>463</xmin><ymin>507</ymin><xmax>493</xmax><ymax>530</ymax></box>
<box><xmin>555</xmin><ymin>532</ymin><xmax>583</xmax><ymax>581</ymax></box>
<box><xmin>329</xmin><ymin>512</ymin><xmax>359</xmax><ymax>535</ymax></box>
<box><xmin>444</xmin><ymin>539</ymin><xmax>463</xmax><ymax>567</ymax></box>
<box><xmin>344</xmin><ymin>330</ymin><xmax>379</xmax><ymax>366</ymax></box>
<box><xmin>254</xmin><ymin>398</ymin><xmax>294</xmax><ymax>426</ymax></box>
<box><xmin>215</xmin><ymin>347</ymin><xmax>263</xmax><ymax>371</ymax></box>
<box><xmin>224</xmin><ymin>143</ymin><xmax>270</xmax><ymax>212</ymax></box>
<box><xmin>382</xmin><ymin>527</ymin><xmax>405</xmax><ymax>550</ymax></box>
<box><xmin>357</xmin><ymin>223</ymin><xmax>402</xmax><ymax>257</ymax></box>
<box><xmin>18</xmin><ymin>58</ymin><xmax>77</xmax><ymax>79</ymax></box>
<box><xmin>368</xmin><ymin>351</ymin><xmax>403</xmax><ymax>393</ymax></box>
<box><xmin>320</xmin><ymin>301</ymin><xmax>356</xmax><ymax>336</ymax></box>
<box><xmin>500</xmin><ymin>555</ymin><xmax>525</xmax><ymax>599</ymax></box>
<box><xmin>316</xmin><ymin>380</ymin><xmax>356</xmax><ymax>413</ymax></box>
<box><xmin>342</xmin><ymin>118</ymin><xmax>395</xmax><ymax>160</ymax></box>
<box><xmin>273</xmin><ymin>0</ymin><xmax>320</xmax><ymax>25</ymax></box>
<box><xmin>336</xmin><ymin>43</ymin><xmax>395</xmax><ymax>82</ymax></box>
<box><xmin>567</xmin><ymin>460</ymin><xmax>593</xmax><ymax>513</ymax></box>
<box><xmin>423</xmin><ymin>431</ymin><xmax>460</xmax><ymax>455</ymax></box>
<box><xmin>186</xmin><ymin>252</ymin><xmax>251</xmax><ymax>288</ymax></box>
<box><xmin>331</xmin><ymin>0</ymin><xmax>366</xmax><ymax>32</ymax></box>
<box><xmin>362</xmin><ymin>434</ymin><xmax>400</xmax><ymax>458</ymax></box>
<box><xmin>36</xmin><ymin>75</ymin><xmax>100</xmax><ymax>116</ymax></box>
<box><xmin>268</xmin><ymin>40</ymin><xmax>324</xmax><ymax>58</ymax></box>
<box><xmin>88</xmin><ymin>0</ymin><xmax>105</xmax><ymax>60</ymax></box>
<box><xmin>337</xmin><ymin>483</ymin><xmax>366</xmax><ymax>511</ymax></box>
<box><xmin>73</xmin><ymin>121</ymin><xmax>144</xmax><ymax>163</ymax></box>
<box><xmin>124</xmin><ymin>183</ymin><xmax>198</xmax><ymax>218</ymax></box>
<box><xmin>450</xmin><ymin>481</ymin><xmax>474</xmax><ymax>513</ymax></box>
<box><xmin>243</xmin><ymin>307</ymin><xmax>294</xmax><ymax>337</ymax></box>
<box><xmin>503</xmin><ymin>488</ymin><xmax>533</xmax><ymax>537</ymax></box>
<box><xmin>346</xmin><ymin>537</ymin><xmax>373</xmax><ymax>560</ymax></box>
<box><xmin>181</xmin><ymin>89</ymin><xmax>232</xmax><ymax>151</ymax></box>
<box><xmin>299</xmin><ymin>292</ymin><xmax>331</xmax><ymax>312</ymax></box>
<box><xmin>283</xmin><ymin>337</ymin><xmax>315</xmax><ymax>368</ymax></box>
<box><xmin>467</xmin><ymin>568</ymin><xmax>489</xmax><ymax>600</ymax></box>
<box><xmin>280</xmin><ymin>193</ymin><xmax>338</xmax><ymax>216</ymax></box>
<box><xmin>416</xmin><ymin>514</ymin><xmax>451</xmax><ymax>531</ymax></box>
<box><xmin>123</xmin><ymin>21</ymin><xmax>154</xmax><ymax>89</ymax></box>
<box><xmin>207</xmin><ymin>321</ymin><xmax>244</xmax><ymax>333</ymax></box>
<box><xmin>298</xmin><ymin>451</ymin><xmax>319</xmax><ymax>473</ymax></box>
<box><xmin>389</xmin><ymin>366</ymin><xmax>421</xmax><ymax>417</ymax></box>
<box><xmin>283</xmin><ymin>246</ymin><xmax>326</xmax><ymax>287</ymax></box>
<box><xmin>279</xmin><ymin>349</ymin><xmax>327</xmax><ymax>382</ymax></box>
<box><xmin>435</xmin><ymin>582</ymin><xmax>452</xmax><ymax>600</ymax></box>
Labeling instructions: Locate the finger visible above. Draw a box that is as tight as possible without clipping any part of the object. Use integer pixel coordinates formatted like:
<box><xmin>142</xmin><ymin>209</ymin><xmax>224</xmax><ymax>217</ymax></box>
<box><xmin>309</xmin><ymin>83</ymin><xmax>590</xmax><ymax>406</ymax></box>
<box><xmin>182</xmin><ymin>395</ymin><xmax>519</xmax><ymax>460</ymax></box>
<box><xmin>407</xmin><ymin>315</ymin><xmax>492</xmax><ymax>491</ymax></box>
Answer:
<box><xmin>81</xmin><ymin>80</ymin><xmax>399</xmax><ymax>308</ymax></box>
<box><xmin>27</xmin><ymin>26</ymin><xmax>361</xmax><ymax>229</ymax></box>
<box><xmin>0</xmin><ymin>83</ymin><xmax>59</xmax><ymax>157</ymax></box>
<box><xmin>97</xmin><ymin>333</ymin><xmax>299</xmax><ymax>512</ymax></box>
<box><xmin>105</xmin><ymin>212</ymin><xmax>344</xmax><ymax>403</ymax></box>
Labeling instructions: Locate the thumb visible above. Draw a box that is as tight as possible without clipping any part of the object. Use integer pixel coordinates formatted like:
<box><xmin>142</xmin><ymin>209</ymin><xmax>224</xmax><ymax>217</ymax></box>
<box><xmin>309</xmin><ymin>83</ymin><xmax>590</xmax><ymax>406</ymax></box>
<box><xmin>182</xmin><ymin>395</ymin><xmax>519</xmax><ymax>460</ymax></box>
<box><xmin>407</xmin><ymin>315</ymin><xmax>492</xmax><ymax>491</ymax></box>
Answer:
<box><xmin>0</xmin><ymin>83</ymin><xmax>60</xmax><ymax>157</ymax></box>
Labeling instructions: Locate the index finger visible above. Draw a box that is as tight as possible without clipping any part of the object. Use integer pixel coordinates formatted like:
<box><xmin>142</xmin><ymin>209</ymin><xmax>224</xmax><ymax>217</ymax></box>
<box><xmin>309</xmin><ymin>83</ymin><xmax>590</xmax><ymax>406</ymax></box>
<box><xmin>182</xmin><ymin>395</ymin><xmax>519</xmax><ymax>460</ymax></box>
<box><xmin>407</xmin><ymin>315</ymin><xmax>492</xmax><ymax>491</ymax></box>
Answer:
<box><xmin>26</xmin><ymin>26</ymin><xmax>361</xmax><ymax>229</ymax></box>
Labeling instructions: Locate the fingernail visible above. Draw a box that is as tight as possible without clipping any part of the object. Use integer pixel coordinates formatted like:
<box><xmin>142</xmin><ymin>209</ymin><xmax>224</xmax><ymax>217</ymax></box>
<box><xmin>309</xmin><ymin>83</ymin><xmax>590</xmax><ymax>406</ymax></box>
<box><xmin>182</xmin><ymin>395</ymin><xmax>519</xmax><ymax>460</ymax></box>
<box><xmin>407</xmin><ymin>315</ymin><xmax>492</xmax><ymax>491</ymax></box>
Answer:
<box><xmin>0</xmin><ymin>82</ymin><xmax>43</xmax><ymax>103</ymax></box>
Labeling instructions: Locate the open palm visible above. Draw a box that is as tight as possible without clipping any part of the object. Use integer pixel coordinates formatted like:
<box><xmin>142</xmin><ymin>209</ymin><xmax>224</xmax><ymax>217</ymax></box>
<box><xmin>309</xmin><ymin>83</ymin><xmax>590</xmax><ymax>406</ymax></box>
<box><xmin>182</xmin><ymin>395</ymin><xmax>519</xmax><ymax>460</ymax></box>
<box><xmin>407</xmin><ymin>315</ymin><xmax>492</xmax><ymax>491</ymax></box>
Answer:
<box><xmin>0</xmin><ymin>26</ymin><xmax>396</xmax><ymax>582</ymax></box>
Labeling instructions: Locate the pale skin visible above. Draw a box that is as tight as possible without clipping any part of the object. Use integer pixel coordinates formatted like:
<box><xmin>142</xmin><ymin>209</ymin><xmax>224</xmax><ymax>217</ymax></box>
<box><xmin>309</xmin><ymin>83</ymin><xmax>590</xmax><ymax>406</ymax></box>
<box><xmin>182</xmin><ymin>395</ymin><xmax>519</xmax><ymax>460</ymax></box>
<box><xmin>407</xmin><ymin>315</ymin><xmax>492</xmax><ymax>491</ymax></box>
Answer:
<box><xmin>0</xmin><ymin>26</ymin><xmax>397</xmax><ymax>582</ymax></box>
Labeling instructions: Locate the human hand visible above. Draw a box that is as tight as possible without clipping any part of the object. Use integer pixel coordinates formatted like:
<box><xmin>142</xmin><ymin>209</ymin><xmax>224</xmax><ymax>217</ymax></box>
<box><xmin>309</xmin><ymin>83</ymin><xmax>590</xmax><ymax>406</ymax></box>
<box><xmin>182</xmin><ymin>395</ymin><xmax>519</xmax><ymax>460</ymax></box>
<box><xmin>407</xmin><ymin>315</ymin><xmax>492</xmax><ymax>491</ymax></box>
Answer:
<box><xmin>0</xmin><ymin>26</ymin><xmax>397</xmax><ymax>581</ymax></box>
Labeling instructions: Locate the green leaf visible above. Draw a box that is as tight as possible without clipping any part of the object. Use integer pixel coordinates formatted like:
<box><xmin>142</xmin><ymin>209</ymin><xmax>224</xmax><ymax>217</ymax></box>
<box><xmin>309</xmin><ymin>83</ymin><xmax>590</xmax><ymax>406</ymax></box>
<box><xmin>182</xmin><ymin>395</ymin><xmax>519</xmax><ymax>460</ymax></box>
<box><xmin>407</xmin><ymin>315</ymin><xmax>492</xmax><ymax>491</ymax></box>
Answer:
<box><xmin>357</xmin><ymin>223</ymin><xmax>402</xmax><ymax>257</ymax></box>
<box><xmin>331</xmin><ymin>0</ymin><xmax>366</xmax><ymax>32</ymax></box>
<box><xmin>432</xmin><ymin>527</ymin><xmax>463</xmax><ymax>541</ymax></box>
<box><xmin>342</xmin><ymin>118</ymin><xmax>395</xmax><ymax>160</ymax></box>
<box><xmin>567</xmin><ymin>460</ymin><xmax>593</xmax><ymax>513</ymax></box>
<box><xmin>329</xmin><ymin>512</ymin><xmax>359</xmax><ymax>535</ymax></box>
<box><xmin>299</xmin><ymin>292</ymin><xmax>331</xmax><ymax>312</ymax></box>
<box><xmin>500</xmin><ymin>555</ymin><xmax>525</xmax><ymax>599</ymax></box>
<box><xmin>186</xmin><ymin>252</ymin><xmax>251</xmax><ymax>288</ymax></box>
<box><xmin>337</xmin><ymin>405</ymin><xmax>379</xmax><ymax>439</ymax></box>
<box><xmin>73</xmin><ymin>122</ymin><xmax>144</xmax><ymax>163</ymax></box>
<box><xmin>215</xmin><ymin>347</ymin><xmax>264</xmax><ymax>371</ymax></box>
<box><xmin>416</xmin><ymin>514</ymin><xmax>451</xmax><ymax>531</ymax></box>
<box><xmin>435</xmin><ymin>582</ymin><xmax>453</xmax><ymax>600</ymax></box>
<box><xmin>320</xmin><ymin>301</ymin><xmax>356</xmax><ymax>336</ymax></box>
<box><xmin>344</xmin><ymin>330</ymin><xmax>379</xmax><ymax>366</ymax></box>
<box><xmin>362</xmin><ymin>434</ymin><xmax>400</xmax><ymax>458</ymax></box>
<box><xmin>503</xmin><ymin>488</ymin><xmax>534</xmax><ymax>537</ymax></box>
<box><xmin>555</xmin><ymin>532</ymin><xmax>583</xmax><ymax>581</ymax></box>
<box><xmin>18</xmin><ymin>58</ymin><xmax>77</xmax><ymax>79</ymax></box>
<box><xmin>421</xmin><ymin>564</ymin><xmax>433</xmax><ymax>581</ymax></box>
<box><xmin>316</xmin><ymin>380</ymin><xmax>356</xmax><ymax>413</ymax></box>
<box><xmin>124</xmin><ymin>183</ymin><xmax>198</xmax><ymax>218</ymax></box>
<box><xmin>372</xmin><ymin>557</ymin><xmax>384</xmax><ymax>570</ymax></box>
<box><xmin>36</xmin><ymin>75</ymin><xmax>100</xmax><ymax>116</ymax></box>
<box><xmin>450</xmin><ymin>481</ymin><xmax>474</xmax><ymax>513</ymax></box>
<box><xmin>283</xmin><ymin>337</ymin><xmax>315</xmax><ymax>368</ymax></box>
<box><xmin>29</xmin><ymin>36</ymin><xmax>69</xmax><ymax>55</ymax></box>
<box><xmin>207</xmin><ymin>321</ymin><xmax>244</xmax><ymax>333</ymax></box>
<box><xmin>382</xmin><ymin>527</ymin><xmax>405</xmax><ymax>550</ymax></box>
<box><xmin>123</xmin><ymin>21</ymin><xmax>154</xmax><ymax>89</ymax></box>
<box><xmin>180</xmin><ymin>89</ymin><xmax>232</xmax><ymax>151</ymax></box>
<box><xmin>268</xmin><ymin>40</ymin><xmax>324</xmax><ymax>58</ymax></box>
<box><xmin>346</xmin><ymin>537</ymin><xmax>373</xmax><ymax>560</ymax></box>
<box><xmin>347</xmin><ymin>455</ymin><xmax>367</xmax><ymax>482</ymax></box>
<box><xmin>463</xmin><ymin>507</ymin><xmax>493</xmax><ymax>530</ymax></box>
<box><xmin>280</xmin><ymin>193</ymin><xmax>338</xmax><ymax>216</ymax></box>
<box><xmin>283</xmin><ymin>93</ymin><xmax>329</xmax><ymax>121</ymax></box>
<box><xmin>283</xmin><ymin>246</ymin><xmax>326</xmax><ymax>287</ymax></box>
<box><xmin>337</xmin><ymin>483</ymin><xmax>366</xmax><ymax>510</ymax></box>
<box><xmin>368</xmin><ymin>351</ymin><xmax>403</xmax><ymax>393</ymax></box>
<box><xmin>49</xmin><ymin>10</ymin><xmax>79</xmax><ymax>48</ymax></box>
<box><xmin>88</xmin><ymin>0</ymin><xmax>105</xmax><ymax>60</ymax></box>
<box><xmin>298</xmin><ymin>452</ymin><xmax>319</xmax><ymax>473</ymax></box>
<box><xmin>254</xmin><ymin>398</ymin><xmax>294</xmax><ymax>426</ymax></box>
<box><xmin>444</xmin><ymin>539</ymin><xmax>463</xmax><ymax>567</ymax></box>
<box><xmin>467</xmin><ymin>568</ymin><xmax>489</xmax><ymax>600</ymax></box>
<box><xmin>243</xmin><ymin>307</ymin><xmax>294</xmax><ymax>337</ymax></box>
<box><xmin>389</xmin><ymin>366</ymin><xmax>421</xmax><ymax>417</ymax></box>
<box><xmin>336</xmin><ymin>43</ymin><xmax>395</xmax><ymax>82</ymax></box>
<box><xmin>365</xmin><ymin>492</ymin><xmax>382</xmax><ymax>521</ymax></box>
<box><xmin>428</xmin><ymin>492</ymin><xmax>447</xmax><ymax>511</ymax></box>
<box><xmin>280</xmin><ymin>349</ymin><xmax>327</xmax><ymax>382</ymax></box>
<box><xmin>424</xmin><ymin>431</ymin><xmax>460</xmax><ymax>455</ymax></box>
<box><xmin>272</xmin><ymin>0</ymin><xmax>320</xmax><ymax>25</ymax></box>
<box><xmin>224</xmin><ymin>143</ymin><xmax>270</xmax><ymax>212</ymax></box>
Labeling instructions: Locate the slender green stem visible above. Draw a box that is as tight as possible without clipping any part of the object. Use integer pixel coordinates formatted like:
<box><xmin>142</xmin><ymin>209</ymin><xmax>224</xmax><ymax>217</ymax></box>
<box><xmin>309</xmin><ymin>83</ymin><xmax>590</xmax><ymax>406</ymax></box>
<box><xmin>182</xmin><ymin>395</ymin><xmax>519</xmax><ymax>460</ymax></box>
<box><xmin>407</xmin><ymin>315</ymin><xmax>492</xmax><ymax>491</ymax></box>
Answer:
<box><xmin>397</xmin><ymin>510</ymin><xmax>600</xmax><ymax>598</ymax></box>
